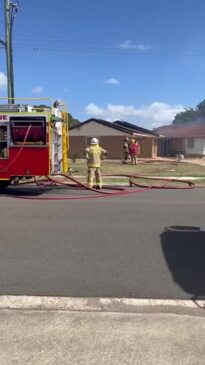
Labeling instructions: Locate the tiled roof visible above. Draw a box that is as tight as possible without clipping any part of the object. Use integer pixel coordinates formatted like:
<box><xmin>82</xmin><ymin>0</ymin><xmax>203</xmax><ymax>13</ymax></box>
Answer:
<box><xmin>156</xmin><ymin>123</ymin><xmax>205</xmax><ymax>138</ymax></box>
<box><xmin>114</xmin><ymin>120</ymin><xmax>159</xmax><ymax>136</ymax></box>
<box><xmin>69</xmin><ymin>118</ymin><xmax>157</xmax><ymax>137</ymax></box>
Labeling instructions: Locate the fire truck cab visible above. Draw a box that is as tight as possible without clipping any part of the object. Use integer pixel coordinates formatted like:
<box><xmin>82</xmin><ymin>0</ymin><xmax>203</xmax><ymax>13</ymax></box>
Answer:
<box><xmin>0</xmin><ymin>98</ymin><xmax>69</xmax><ymax>188</ymax></box>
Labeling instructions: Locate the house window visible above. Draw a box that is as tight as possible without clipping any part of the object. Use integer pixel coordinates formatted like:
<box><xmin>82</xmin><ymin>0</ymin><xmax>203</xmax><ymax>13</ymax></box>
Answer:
<box><xmin>86</xmin><ymin>137</ymin><xmax>92</xmax><ymax>146</ymax></box>
<box><xmin>187</xmin><ymin>138</ymin><xmax>195</xmax><ymax>149</ymax></box>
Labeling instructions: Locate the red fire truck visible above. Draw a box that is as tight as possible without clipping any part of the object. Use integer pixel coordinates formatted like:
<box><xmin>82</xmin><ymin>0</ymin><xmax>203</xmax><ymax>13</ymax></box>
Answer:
<box><xmin>0</xmin><ymin>98</ymin><xmax>68</xmax><ymax>188</ymax></box>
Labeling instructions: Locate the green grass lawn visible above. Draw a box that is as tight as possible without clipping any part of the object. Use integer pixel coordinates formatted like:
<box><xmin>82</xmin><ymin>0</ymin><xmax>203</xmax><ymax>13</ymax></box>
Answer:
<box><xmin>69</xmin><ymin>159</ymin><xmax>205</xmax><ymax>179</ymax></box>
<box><xmin>67</xmin><ymin>159</ymin><xmax>205</xmax><ymax>187</ymax></box>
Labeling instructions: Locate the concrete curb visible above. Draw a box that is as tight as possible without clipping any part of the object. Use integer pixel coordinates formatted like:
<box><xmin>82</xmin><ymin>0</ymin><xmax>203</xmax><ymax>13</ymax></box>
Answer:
<box><xmin>72</xmin><ymin>175</ymin><xmax>205</xmax><ymax>180</ymax></box>
<box><xmin>0</xmin><ymin>296</ymin><xmax>204</xmax><ymax>312</ymax></box>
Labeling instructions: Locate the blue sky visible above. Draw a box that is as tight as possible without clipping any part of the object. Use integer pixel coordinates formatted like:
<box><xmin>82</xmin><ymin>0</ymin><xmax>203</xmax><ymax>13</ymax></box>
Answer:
<box><xmin>1</xmin><ymin>0</ymin><xmax>205</xmax><ymax>129</ymax></box>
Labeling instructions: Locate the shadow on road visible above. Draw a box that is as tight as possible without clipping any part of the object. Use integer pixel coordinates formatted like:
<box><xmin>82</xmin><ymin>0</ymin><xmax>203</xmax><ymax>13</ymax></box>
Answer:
<box><xmin>1</xmin><ymin>184</ymin><xmax>86</xmax><ymax>197</ymax></box>
<box><xmin>161</xmin><ymin>226</ymin><xmax>205</xmax><ymax>300</ymax></box>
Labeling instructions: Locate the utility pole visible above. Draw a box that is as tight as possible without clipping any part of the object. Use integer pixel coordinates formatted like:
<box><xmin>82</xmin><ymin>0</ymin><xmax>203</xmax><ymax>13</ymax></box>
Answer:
<box><xmin>1</xmin><ymin>1</ymin><xmax>19</xmax><ymax>104</ymax></box>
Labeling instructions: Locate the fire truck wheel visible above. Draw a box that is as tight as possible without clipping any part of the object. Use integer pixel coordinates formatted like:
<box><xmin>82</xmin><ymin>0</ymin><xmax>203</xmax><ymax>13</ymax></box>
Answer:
<box><xmin>0</xmin><ymin>180</ymin><xmax>12</xmax><ymax>189</ymax></box>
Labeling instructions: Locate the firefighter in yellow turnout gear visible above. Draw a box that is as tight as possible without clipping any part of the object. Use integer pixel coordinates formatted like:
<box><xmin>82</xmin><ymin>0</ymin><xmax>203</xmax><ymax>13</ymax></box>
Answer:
<box><xmin>85</xmin><ymin>138</ymin><xmax>107</xmax><ymax>189</ymax></box>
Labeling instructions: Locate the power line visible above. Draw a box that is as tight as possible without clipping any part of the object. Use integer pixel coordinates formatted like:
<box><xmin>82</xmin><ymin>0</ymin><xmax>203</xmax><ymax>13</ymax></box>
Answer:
<box><xmin>12</xmin><ymin>44</ymin><xmax>205</xmax><ymax>57</ymax></box>
<box><xmin>10</xmin><ymin>34</ymin><xmax>205</xmax><ymax>57</ymax></box>
<box><xmin>13</xmin><ymin>33</ymin><xmax>199</xmax><ymax>49</ymax></box>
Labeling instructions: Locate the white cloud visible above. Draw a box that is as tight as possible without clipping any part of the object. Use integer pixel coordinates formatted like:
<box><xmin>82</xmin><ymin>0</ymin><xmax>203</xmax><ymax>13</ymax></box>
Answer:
<box><xmin>0</xmin><ymin>72</ymin><xmax>7</xmax><ymax>89</ymax></box>
<box><xmin>84</xmin><ymin>101</ymin><xmax>185</xmax><ymax>128</ymax></box>
<box><xmin>119</xmin><ymin>40</ymin><xmax>152</xmax><ymax>51</ymax></box>
<box><xmin>104</xmin><ymin>78</ymin><xmax>120</xmax><ymax>85</ymax></box>
<box><xmin>31</xmin><ymin>86</ymin><xmax>44</xmax><ymax>94</ymax></box>
<box><xmin>85</xmin><ymin>103</ymin><xmax>104</xmax><ymax>116</ymax></box>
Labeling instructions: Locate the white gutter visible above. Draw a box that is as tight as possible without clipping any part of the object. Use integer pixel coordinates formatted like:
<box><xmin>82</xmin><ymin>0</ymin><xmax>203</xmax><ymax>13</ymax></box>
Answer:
<box><xmin>133</xmin><ymin>132</ymin><xmax>158</xmax><ymax>138</ymax></box>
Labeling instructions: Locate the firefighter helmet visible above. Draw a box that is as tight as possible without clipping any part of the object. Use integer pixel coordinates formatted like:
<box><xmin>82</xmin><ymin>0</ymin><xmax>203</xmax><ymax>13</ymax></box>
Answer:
<box><xmin>90</xmin><ymin>138</ymin><xmax>99</xmax><ymax>145</ymax></box>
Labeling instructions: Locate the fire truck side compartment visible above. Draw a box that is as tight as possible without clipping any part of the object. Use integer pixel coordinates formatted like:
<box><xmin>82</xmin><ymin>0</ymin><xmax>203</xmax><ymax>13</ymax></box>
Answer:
<box><xmin>10</xmin><ymin>116</ymin><xmax>46</xmax><ymax>144</ymax></box>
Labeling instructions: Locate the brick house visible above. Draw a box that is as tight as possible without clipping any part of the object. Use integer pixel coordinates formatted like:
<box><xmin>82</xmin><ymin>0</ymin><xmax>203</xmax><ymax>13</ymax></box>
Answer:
<box><xmin>69</xmin><ymin>118</ymin><xmax>159</xmax><ymax>159</ymax></box>
<box><xmin>156</xmin><ymin>124</ymin><xmax>205</xmax><ymax>157</ymax></box>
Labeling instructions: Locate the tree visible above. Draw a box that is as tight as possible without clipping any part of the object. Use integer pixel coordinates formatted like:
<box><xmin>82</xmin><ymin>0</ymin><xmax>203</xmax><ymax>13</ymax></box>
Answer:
<box><xmin>172</xmin><ymin>99</ymin><xmax>205</xmax><ymax>125</ymax></box>
<box><xmin>33</xmin><ymin>104</ymin><xmax>51</xmax><ymax>112</ymax></box>
<box><xmin>172</xmin><ymin>108</ymin><xmax>195</xmax><ymax>124</ymax></box>
<box><xmin>196</xmin><ymin>99</ymin><xmax>205</xmax><ymax>112</ymax></box>
<box><xmin>67</xmin><ymin>112</ymin><xmax>80</xmax><ymax>129</ymax></box>
<box><xmin>33</xmin><ymin>105</ymin><xmax>80</xmax><ymax>128</ymax></box>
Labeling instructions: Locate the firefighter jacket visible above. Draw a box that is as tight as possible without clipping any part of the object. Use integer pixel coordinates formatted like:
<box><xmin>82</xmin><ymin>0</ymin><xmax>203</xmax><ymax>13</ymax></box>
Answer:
<box><xmin>129</xmin><ymin>142</ymin><xmax>138</xmax><ymax>156</ymax></box>
<box><xmin>85</xmin><ymin>145</ymin><xmax>107</xmax><ymax>168</ymax></box>
<box><xmin>123</xmin><ymin>141</ymin><xmax>129</xmax><ymax>153</ymax></box>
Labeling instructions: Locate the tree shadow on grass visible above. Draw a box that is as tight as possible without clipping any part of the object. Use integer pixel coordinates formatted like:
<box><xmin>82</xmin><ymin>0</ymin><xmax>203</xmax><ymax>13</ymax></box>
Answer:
<box><xmin>161</xmin><ymin>226</ymin><xmax>205</xmax><ymax>302</ymax></box>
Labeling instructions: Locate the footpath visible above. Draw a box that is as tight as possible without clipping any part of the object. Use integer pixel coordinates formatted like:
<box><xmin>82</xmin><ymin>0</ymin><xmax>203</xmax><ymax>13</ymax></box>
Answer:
<box><xmin>0</xmin><ymin>297</ymin><xmax>204</xmax><ymax>365</ymax></box>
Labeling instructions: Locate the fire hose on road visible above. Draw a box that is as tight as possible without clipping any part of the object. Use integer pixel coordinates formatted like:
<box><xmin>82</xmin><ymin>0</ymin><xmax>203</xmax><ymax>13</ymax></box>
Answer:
<box><xmin>0</xmin><ymin>172</ymin><xmax>196</xmax><ymax>201</ymax></box>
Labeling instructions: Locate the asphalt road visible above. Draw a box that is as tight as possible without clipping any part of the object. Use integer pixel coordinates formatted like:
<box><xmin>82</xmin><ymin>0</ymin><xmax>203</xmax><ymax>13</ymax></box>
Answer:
<box><xmin>0</xmin><ymin>185</ymin><xmax>205</xmax><ymax>299</ymax></box>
